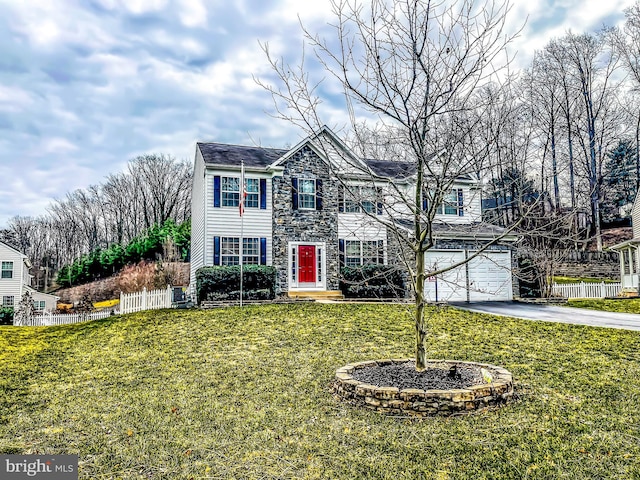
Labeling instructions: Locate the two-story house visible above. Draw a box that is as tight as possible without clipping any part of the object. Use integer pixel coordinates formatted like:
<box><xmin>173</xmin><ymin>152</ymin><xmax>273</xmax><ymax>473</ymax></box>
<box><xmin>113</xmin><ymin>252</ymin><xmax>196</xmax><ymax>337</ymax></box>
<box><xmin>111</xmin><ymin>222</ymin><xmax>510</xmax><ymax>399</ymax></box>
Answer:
<box><xmin>190</xmin><ymin>127</ymin><xmax>517</xmax><ymax>302</ymax></box>
<box><xmin>0</xmin><ymin>241</ymin><xmax>59</xmax><ymax>312</ymax></box>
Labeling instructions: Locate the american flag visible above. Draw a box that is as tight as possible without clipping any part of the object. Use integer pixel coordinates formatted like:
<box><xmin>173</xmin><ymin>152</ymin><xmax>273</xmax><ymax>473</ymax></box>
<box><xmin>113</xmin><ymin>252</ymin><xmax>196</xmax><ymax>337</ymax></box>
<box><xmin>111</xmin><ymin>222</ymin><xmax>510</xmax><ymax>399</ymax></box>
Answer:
<box><xmin>239</xmin><ymin>161</ymin><xmax>247</xmax><ymax>217</ymax></box>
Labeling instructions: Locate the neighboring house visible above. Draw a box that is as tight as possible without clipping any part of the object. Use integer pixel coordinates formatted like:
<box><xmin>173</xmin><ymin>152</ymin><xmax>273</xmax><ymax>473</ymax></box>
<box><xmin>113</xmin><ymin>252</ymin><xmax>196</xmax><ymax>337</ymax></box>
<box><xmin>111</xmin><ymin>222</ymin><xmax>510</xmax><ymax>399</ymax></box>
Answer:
<box><xmin>190</xmin><ymin>127</ymin><xmax>518</xmax><ymax>302</ymax></box>
<box><xmin>0</xmin><ymin>241</ymin><xmax>59</xmax><ymax>312</ymax></box>
<box><xmin>611</xmin><ymin>194</ymin><xmax>640</xmax><ymax>293</ymax></box>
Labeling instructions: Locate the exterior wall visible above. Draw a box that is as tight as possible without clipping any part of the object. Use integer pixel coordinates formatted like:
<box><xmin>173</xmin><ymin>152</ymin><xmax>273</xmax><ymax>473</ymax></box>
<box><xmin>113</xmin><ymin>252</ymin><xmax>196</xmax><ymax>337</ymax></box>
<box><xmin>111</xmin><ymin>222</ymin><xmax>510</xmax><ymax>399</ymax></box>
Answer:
<box><xmin>379</xmin><ymin>182</ymin><xmax>482</xmax><ymax>224</ymax></box>
<box><xmin>202</xmin><ymin>168</ymin><xmax>273</xmax><ymax>267</ymax></box>
<box><xmin>190</xmin><ymin>152</ymin><xmax>274</xmax><ymax>294</ymax></box>
<box><xmin>272</xmin><ymin>146</ymin><xmax>340</xmax><ymax>294</ymax></box>
<box><xmin>633</xmin><ymin>195</ymin><xmax>640</xmax><ymax>239</ymax></box>
<box><xmin>189</xmin><ymin>149</ymin><xmax>206</xmax><ymax>292</ymax></box>
<box><xmin>0</xmin><ymin>243</ymin><xmax>26</xmax><ymax>306</ymax></box>
<box><xmin>30</xmin><ymin>290</ymin><xmax>58</xmax><ymax>312</ymax></box>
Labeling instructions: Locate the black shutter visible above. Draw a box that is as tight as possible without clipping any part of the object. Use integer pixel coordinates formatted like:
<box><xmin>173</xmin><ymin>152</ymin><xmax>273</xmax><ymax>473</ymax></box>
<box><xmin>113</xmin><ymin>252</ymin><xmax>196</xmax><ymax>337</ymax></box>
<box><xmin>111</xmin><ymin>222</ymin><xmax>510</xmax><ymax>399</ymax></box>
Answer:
<box><xmin>378</xmin><ymin>240</ymin><xmax>384</xmax><ymax>264</ymax></box>
<box><xmin>213</xmin><ymin>236</ymin><xmax>220</xmax><ymax>265</ymax></box>
<box><xmin>292</xmin><ymin>178</ymin><xmax>298</xmax><ymax>210</ymax></box>
<box><xmin>259</xmin><ymin>179</ymin><xmax>267</xmax><ymax>209</ymax></box>
<box><xmin>316</xmin><ymin>179</ymin><xmax>323</xmax><ymax>210</ymax></box>
<box><xmin>339</xmin><ymin>239</ymin><xmax>345</xmax><ymax>267</ymax></box>
<box><xmin>338</xmin><ymin>185</ymin><xmax>344</xmax><ymax>213</ymax></box>
<box><xmin>213</xmin><ymin>176</ymin><xmax>221</xmax><ymax>208</ymax></box>
<box><xmin>376</xmin><ymin>187</ymin><xmax>383</xmax><ymax>215</ymax></box>
<box><xmin>260</xmin><ymin>237</ymin><xmax>267</xmax><ymax>265</ymax></box>
<box><xmin>457</xmin><ymin>188</ymin><xmax>464</xmax><ymax>216</ymax></box>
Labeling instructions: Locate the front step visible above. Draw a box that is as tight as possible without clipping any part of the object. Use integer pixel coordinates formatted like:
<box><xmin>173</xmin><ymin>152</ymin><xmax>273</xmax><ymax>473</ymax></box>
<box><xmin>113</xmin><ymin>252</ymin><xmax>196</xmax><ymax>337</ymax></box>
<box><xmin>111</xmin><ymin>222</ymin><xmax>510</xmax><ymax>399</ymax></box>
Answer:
<box><xmin>288</xmin><ymin>290</ymin><xmax>344</xmax><ymax>301</ymax></box>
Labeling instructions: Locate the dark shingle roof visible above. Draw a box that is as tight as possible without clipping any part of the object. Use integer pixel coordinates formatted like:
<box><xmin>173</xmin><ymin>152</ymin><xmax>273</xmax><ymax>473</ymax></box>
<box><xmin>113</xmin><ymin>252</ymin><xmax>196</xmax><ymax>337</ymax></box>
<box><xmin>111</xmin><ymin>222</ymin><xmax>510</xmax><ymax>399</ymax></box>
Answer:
<box><xmin>197</xmin><ymin>142</ymin><xmax>288</xmax><ymax>168</ymax></box>
<box><xmin>393</xmin><ymin>219</ymin><xmax>512</xmax><ymax>239</ymax></box>
<box><xmin>364</xmin><ymin>159</ymin><xmax>416</xmax><ymax>178</ymax></box>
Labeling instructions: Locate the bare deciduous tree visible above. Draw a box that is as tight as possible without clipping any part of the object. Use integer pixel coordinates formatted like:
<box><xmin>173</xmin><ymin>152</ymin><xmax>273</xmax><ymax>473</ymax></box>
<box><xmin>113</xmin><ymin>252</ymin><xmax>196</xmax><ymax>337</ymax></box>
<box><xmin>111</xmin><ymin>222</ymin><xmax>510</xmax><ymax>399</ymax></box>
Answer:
<box><xmin>259</xmin><ymin>0</ymin><xmax>523</xmax><ymax>370</ymax></box>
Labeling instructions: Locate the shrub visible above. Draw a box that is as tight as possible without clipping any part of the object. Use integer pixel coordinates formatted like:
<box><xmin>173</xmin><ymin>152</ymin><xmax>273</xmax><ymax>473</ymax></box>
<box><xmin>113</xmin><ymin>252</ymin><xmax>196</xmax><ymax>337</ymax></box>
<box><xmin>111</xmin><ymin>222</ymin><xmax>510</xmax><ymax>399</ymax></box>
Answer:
<box><xmin>0</xmin><ymin>307</ymin><xmax>14</xmax><ymax>325</ymax></box>
<box><xmin>196</xmin><ymin>266</ymin><xmax>277</xmax><ymax>303</ymax></box>
<box><xmin>340</xmin><ymin>265</ymin><xmax>406</xmax><ymax>299</ymax></box>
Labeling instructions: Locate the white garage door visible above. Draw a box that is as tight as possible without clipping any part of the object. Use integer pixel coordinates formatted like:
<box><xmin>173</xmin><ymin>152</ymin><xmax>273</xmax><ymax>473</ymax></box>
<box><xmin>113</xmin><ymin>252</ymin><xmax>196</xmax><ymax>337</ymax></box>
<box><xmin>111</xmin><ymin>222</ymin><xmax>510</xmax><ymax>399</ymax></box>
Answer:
<box><xmin>424</xmin><ymin>251</ymin><xmax>468</xmax><ymax>302</ymax></box>
<box><xmin>468</xmin><ymin>251</ymin><xmax>513</xmax><ymax>301</ymax></box>
<box><xmin>424</xmin><ymin>250</ymin><xmax>513</xmax><ymax>302</ymax></box>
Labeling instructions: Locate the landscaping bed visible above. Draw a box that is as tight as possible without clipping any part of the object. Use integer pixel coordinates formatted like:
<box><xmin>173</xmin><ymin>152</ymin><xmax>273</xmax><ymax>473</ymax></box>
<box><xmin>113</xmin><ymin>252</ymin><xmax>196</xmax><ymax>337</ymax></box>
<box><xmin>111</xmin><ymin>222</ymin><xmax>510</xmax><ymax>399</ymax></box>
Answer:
<box><xmin>334</xmin><ymin>359</ymin><xmax>514</xmax><ymax>416</ymax></box>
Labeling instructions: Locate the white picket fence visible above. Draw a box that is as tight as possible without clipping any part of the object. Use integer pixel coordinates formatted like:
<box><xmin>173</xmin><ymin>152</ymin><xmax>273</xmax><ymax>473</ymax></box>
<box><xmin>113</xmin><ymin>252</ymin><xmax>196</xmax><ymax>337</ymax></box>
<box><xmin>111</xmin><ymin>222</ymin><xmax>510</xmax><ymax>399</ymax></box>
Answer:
<box><xmin>119</xmin><ymin>286</ymin><xmax>173</xmax><ymax>314</ymax></box>
<box><xmin>33</xmin><ymin>309</ymin><xmax>115</xmax><ymax>326</ymax></box>
<box><xmin>551</xmin><ymin>281</ymin><xmax>622</xmax><ymax>299</ymax></box>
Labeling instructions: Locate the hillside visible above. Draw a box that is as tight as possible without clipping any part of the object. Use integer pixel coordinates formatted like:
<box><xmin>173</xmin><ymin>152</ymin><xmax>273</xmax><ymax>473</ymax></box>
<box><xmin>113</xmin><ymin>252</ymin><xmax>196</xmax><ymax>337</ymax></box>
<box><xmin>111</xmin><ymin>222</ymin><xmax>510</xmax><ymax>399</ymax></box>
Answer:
<box><xmin>1</xmin><ymin>304</ymin><xmax>639</xmax><ymax>478</ymax></box>
<box><xmin>54</xmin><ymin>262</ymin><xmax>190</xmax><ymax>304</ymax></box>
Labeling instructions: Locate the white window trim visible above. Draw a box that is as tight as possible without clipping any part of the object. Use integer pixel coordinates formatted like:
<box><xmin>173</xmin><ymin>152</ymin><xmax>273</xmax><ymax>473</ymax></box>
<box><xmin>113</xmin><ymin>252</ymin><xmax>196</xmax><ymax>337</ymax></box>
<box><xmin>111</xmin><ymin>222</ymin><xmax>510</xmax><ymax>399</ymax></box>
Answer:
<box><xmin>298</xmin><ymin>179</ymin><xmax>317</xmax><ymax>210</ymax></box>
<box><xmin>343</xmin><ymin>239</ymin><xmax>386</xmax><ymax>266</ymax></box>
<box><xmin>1</xmin><ymin>261</ymin><xmax>13</xmax><ymax>279</ymax></box>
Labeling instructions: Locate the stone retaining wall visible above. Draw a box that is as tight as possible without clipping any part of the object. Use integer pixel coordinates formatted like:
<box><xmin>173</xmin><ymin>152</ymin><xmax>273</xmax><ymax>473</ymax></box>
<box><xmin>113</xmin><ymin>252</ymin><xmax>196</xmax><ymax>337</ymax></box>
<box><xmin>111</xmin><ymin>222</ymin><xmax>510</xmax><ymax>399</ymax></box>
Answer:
<box><xmin>333</xmin><ymin>359</ymin><xmax>515</xmax><ymax>416</ymax></box>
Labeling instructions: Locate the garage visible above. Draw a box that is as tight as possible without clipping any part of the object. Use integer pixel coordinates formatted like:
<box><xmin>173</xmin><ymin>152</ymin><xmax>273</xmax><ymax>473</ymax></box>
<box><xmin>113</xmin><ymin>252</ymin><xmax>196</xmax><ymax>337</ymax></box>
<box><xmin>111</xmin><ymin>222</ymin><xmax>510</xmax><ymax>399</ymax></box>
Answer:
<box><xmin>424</xmin><ymin>250</ymin><xmax>513</xmax><ymax>302</ymax></box>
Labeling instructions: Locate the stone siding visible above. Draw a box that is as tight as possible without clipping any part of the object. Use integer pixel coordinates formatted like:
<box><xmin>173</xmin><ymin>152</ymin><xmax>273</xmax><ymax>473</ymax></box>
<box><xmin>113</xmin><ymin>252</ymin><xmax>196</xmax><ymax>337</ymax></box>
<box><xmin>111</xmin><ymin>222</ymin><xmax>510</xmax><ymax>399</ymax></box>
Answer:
<box><xmin>272</xmin><ymin>146</ymin><xmax>340</xmax><ymax>294</ymax></box>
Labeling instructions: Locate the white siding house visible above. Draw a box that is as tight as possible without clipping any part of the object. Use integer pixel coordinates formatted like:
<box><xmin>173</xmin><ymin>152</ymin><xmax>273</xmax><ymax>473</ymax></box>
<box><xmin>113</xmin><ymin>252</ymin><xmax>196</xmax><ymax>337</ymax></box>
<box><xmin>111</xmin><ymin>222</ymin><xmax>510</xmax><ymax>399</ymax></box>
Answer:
<box><xmin>0</xmin><ymin>241</ymin><xmax>59</xmax><ymax>312</ymax></box>
<box><xmin>611</xmin><ymin>194</ymin><xmax>640</xmax><ymax>294</ymax></box>
<box><xmin>190</xmin><ymin>126</ymin><xmax>517</xmax><ymax>301</ymax></box>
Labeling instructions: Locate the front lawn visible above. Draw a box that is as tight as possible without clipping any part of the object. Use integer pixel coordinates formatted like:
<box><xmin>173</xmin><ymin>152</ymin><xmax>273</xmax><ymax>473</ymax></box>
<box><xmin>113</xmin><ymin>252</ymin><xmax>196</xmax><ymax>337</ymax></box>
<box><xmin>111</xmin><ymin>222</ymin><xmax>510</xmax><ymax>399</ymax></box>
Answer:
<box><xmin>568</xmin><ymin>298</ymin><xmax>640</xmax><ymax>314</ymax></box>
<box><xmin>1</xmin><ymin>304</ymin><xmax>639</xmax><ymax>478</ymax></box>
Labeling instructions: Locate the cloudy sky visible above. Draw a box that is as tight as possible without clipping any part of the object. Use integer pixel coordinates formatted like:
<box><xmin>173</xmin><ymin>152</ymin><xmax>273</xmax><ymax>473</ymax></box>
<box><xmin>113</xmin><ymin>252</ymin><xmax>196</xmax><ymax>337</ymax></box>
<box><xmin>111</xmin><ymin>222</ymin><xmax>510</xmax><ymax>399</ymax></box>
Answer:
<box><xmin>0</xmin><ymin>0</ymin><xmax>635</xmax><ymax>228</ymax></box>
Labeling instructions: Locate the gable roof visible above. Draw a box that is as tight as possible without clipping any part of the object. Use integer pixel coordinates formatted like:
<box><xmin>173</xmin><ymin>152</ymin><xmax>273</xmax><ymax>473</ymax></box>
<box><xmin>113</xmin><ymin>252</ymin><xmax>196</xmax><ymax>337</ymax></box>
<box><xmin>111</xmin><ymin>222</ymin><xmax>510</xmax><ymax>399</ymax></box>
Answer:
<box><xmin>196</xmin><ymin>127</ymin><xmax>478</xmax><ymax>183</ymax></box>
<box><xmin>197</xmin><ymin>142</ymin><xmax>287</xmax><ymax>168</ymax></box>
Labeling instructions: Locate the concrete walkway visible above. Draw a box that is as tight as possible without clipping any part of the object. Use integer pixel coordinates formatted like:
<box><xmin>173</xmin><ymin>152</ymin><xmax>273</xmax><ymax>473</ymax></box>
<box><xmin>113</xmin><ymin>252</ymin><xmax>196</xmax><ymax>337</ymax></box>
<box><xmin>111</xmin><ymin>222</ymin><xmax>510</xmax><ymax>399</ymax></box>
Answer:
<box><xmin>452</xmin><ymin>301</ymin><xmax>640</xmax><ymax>332</ymax></box>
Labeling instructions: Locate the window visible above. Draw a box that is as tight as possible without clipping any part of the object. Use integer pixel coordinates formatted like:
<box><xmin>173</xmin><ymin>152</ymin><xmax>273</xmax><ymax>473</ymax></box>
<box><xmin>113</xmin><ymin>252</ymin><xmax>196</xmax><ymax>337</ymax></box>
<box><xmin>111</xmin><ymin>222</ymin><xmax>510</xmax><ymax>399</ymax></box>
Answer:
<box><xmin>343</xmin><ymin>240</ymin><xmax>384</xmax><ymax>266</ymax></box>
<box><xmin>1</xmin><ymin>261</ymin><xmax>13</xmax><ymax>279</ymax></box>
<box><xmin>2</xmin><ymin>296</ymin><xmax>14</xmax><ymax>307</ymax></box>
<box><xmin>342</xmin><ymin>186</ymin><xmax>378</xmax><ymax>214</ymax></box>
<box><xmin>345</xmin><ymin>241</ymin><xmax>362</xmax><ymax>266</ymax></box>
<box><xmin>221</xmin><ymin>237</ymin><xmax>240</xmax><ymax>265</ymax></box>
<box><xmin>298</xmin><ymin>179</ymin><xmax>316</xmax><ymax>209</ymax></box>
<box><xmin>221</xmin><ymin>177</ymin><xmax>240</xmax><ymax>207</ymax></box>
<box><xmin>33</xmin><ymin>300</ymin><xmax>46</xmax><ymax>311</ymax></box>
<box><xmin>215</xmin><ymin>176</ymin><xmax>265</xmax><ymax>210</ymax></box>
<box><xmin>220</xmin><ymin>237</ymin><xmax>261</xmax><ymax>265</ymax></box>
<box><xmin>243</xmin><ymin>238</ymin><xmax>259</xmax><ymax>264</ymax></box>
<box><xmin>362</xmin><ymin>241</ymin><xmax>383</xmax><ymax>264</ymax></box>
<box><xmin>436</xmin><ymin>189</ymin><xmax>463</xmax><ymax>216</ymax></box>
<box><xmin>245</xmin><ymin>179</ymin><xmax>259</xmax><ymax>208</ymax></box>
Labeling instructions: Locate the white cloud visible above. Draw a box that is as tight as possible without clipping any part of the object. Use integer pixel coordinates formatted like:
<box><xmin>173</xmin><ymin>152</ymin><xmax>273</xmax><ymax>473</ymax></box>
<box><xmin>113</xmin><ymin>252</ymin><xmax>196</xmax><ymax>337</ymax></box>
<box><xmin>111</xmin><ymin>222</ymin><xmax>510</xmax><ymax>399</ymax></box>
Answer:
<box><xmin>177</xmin><ymin>0</ymin><xmax>209</xmax><ymax>28</ymax></box>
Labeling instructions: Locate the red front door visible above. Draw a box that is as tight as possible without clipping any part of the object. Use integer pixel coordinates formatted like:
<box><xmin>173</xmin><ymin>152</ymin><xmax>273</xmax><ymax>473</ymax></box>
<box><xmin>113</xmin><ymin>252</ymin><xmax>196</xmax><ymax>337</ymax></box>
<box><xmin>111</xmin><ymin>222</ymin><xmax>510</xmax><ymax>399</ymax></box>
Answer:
<box><xmin>298</xmin><ymin>245</ymin><xmax>317</xmax><ymax>283</ymax></box>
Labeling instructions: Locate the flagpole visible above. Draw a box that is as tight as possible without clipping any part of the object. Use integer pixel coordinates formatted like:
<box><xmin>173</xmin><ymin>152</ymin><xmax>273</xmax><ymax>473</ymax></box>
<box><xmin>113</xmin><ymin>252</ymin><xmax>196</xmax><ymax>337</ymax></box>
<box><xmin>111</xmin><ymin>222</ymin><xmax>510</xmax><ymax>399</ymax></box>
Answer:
<box><xmin>239</xmin><ymin>160</ymin><xmax>244</xmax><ymax>308</ymax></box>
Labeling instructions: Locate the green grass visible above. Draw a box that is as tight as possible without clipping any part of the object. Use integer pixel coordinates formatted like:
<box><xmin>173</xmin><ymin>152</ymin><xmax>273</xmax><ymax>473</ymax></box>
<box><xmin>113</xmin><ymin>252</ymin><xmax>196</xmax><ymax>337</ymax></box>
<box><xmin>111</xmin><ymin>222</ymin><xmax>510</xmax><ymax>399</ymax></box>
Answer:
<box><xmin>553</xmin><ymin>276</ymin><xmax>617</xmax><ymax>284</ymax></box>
<box><xmin>1</xmin><ymin>304</ymin><xmax>640</xmax><ymax>479</ymax></box>
<box><xmin>568</xmin><ymin>298</ymin><xmax>640</xmax><ymax>314</ymax></box>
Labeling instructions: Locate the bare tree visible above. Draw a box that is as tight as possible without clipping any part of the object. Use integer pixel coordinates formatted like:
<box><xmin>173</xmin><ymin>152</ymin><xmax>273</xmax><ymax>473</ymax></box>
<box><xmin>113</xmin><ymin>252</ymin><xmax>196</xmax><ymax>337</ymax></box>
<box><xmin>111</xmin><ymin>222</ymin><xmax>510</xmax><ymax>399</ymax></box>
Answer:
<box><xmin>259</xmin><ymin>0</ymin><xmax>523</xmax><ymax>370</ymax></box>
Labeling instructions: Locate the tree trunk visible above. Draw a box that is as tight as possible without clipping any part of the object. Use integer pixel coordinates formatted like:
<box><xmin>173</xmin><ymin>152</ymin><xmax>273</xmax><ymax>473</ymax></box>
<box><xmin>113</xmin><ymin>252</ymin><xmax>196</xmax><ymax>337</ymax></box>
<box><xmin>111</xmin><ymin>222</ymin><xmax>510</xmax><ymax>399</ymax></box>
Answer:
<box><xmin>415</xmin><ymin>247</ymin><xmax>427</xmax><ymax>371</ymax></box>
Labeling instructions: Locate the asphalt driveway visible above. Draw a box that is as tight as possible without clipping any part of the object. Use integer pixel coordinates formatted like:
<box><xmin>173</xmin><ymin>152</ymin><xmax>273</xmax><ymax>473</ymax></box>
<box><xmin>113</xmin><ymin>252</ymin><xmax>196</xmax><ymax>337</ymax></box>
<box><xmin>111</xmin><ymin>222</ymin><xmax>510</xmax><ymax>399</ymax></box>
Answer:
<box><xmin>453</xmin><ymin>301</ymin><xmax>640</xmax><ymax>332</ymax></box>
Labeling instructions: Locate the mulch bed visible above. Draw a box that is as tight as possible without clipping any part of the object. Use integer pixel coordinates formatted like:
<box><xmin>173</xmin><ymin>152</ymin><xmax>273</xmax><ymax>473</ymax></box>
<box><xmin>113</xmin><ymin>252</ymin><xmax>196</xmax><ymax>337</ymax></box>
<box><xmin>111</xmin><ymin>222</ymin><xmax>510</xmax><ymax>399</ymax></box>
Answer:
<box><xmin>351</xmin><ymin>361</ymin><xmax>484</xmax><ymax>390</ymax></box>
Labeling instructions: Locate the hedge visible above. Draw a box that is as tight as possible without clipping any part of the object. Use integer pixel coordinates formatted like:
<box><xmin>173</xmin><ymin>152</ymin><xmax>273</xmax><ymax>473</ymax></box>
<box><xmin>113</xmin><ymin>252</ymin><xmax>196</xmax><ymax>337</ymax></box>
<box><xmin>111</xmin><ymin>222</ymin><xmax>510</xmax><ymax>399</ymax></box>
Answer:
<box><xmin>196</xmin><ymin>265</ymin><xmax>277</xmax><ymax>303</ymax></box>
<box><xmin>56</xmin><ymin>218</ymin><xmax>191</xmax><ymax>288</ymax></box>
<box><xmin>340</xmin><ymin>265</ymin><xmax>406</xmax><ymax>299</ymax></box>
<box><xmin>0</xmin><ymin>307</ymin><xmax>14</xmax><ymax>326</ymax></box>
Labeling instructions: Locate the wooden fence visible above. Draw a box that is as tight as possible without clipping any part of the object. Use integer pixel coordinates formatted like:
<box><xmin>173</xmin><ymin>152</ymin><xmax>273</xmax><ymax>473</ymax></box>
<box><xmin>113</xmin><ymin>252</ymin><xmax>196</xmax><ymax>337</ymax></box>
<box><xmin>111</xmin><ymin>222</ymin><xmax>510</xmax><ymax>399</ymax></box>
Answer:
<box><xmin>119</xmin><ymin>286</ymin><xmax>173</xmax><ymax>314</ymax></box>
<box><xmin>551</xmin><ymin>282</ymin><xmax>622</xmax><ymax>299</ymax></box>
<box><xmin>32</xmin><ymin>309</ymin><xmax>115</xmax><ymax>326</ymax></box>
<box><xmin>12</xmin><ymin>286</ymin><xmax>174</xmax><ymax>326</ymax></box>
